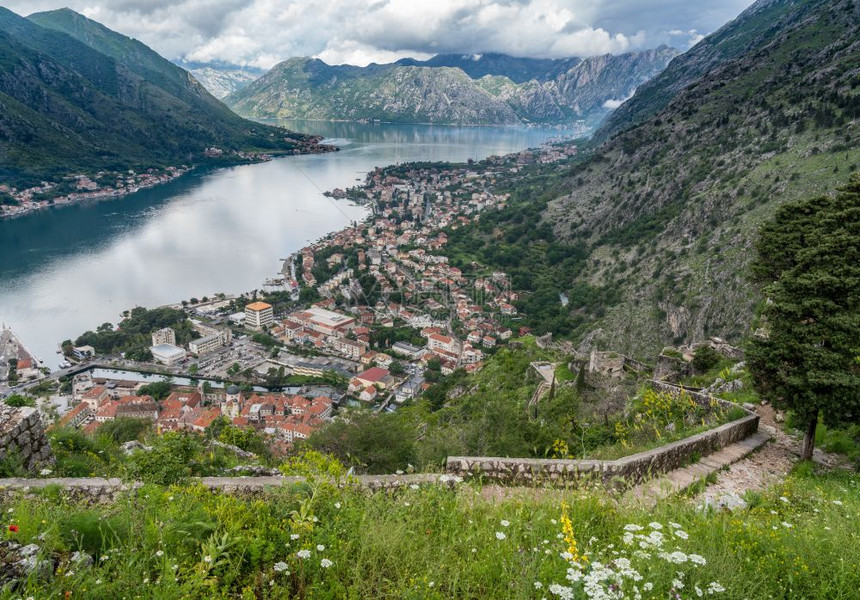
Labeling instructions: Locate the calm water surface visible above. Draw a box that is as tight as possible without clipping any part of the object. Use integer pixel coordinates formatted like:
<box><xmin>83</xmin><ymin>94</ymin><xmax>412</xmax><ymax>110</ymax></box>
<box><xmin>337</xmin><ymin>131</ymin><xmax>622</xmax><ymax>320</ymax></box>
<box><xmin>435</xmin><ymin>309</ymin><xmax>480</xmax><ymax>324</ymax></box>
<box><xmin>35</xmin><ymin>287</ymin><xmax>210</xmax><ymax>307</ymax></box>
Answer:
<box><xmin>0</xmin><ymin>121</ymin><xmax>568</xmax><ymax>367</ymax></box>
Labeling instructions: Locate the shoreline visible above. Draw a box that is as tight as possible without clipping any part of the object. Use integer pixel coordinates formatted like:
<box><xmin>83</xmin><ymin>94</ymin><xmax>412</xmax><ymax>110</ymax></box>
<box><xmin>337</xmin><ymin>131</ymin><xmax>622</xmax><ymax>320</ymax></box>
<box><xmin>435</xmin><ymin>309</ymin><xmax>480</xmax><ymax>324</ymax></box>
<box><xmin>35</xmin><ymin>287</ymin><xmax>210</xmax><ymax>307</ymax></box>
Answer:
<box><xmin>0</xmin><ymin>144</ymin><xmax>337</xmax><ymax>222</ymax></box>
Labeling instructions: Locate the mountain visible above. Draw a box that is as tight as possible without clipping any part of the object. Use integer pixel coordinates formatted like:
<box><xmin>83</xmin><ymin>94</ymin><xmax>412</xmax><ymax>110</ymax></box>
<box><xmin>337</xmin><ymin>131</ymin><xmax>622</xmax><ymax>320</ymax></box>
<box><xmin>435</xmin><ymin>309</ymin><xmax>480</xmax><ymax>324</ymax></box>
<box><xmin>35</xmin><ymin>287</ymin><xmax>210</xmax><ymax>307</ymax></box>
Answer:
<box><xmin>225</xmin><ymin>48</ymin><xmax>679</xmax><ymax>126</ymax></box>
<box><xmin>188</xmin><ymin>66</ymin><xmax>260</xmax><ymax>99</ymax></box>
<box><xmin>0</xmin><ymin>8</ymin><xmax>324</xmax><ymax>188</ymax></box>
<box><xmin>394</xmin><ymin>52</ymin><xmax>581</xmax><ymax>83</ymax></box>
<box><xmin>444</xmin><ymin>0</ymin><xmax>860</xmax><ymax>358</ymax></box>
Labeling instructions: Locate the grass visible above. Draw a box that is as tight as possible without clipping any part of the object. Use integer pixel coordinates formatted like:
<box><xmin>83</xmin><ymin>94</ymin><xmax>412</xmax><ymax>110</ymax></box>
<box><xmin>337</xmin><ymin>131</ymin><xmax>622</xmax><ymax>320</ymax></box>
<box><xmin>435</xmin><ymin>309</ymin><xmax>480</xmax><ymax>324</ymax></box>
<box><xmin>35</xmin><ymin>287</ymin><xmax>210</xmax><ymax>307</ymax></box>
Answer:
<box><xmin>1</xmin><ymin>459</ymin><xmax>858</xmax><ymax>599</ymax></box>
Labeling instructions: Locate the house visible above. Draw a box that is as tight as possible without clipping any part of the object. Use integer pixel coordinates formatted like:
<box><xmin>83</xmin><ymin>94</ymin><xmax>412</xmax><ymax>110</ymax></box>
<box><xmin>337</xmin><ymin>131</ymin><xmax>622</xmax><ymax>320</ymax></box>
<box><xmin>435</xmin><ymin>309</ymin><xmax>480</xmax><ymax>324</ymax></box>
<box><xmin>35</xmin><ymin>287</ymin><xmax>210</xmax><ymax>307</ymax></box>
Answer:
<box><xmin>359</xmin><ymin>386</ymin><xmax>378</xmax><ymax>402</ymax></box>
<box><xmin>351</xmin><ymin>367</ymin><xmax>393</xmax><ymax>390</ymax></box>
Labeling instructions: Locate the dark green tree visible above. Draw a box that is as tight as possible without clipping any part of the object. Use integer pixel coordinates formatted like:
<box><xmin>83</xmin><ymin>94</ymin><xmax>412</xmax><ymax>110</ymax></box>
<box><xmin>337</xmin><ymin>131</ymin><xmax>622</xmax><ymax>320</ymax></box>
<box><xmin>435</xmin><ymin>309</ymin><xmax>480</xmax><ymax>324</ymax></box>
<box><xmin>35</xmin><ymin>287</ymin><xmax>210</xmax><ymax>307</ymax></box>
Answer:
<box><xmin>747</xmin><ymin>178</ymin><xmax>860</xmax><ymax>460</ymax></box>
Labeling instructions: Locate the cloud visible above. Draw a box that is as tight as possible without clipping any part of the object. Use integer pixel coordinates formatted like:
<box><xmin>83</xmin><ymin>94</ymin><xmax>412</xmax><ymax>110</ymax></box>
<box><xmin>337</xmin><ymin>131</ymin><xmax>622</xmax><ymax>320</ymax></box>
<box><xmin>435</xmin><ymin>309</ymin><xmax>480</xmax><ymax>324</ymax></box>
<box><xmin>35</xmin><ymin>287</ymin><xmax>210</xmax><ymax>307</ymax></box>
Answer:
<box><xmin>3</xmin><ymin>0</ymin><xmax>756</xmax><ymax>68</ymax></box>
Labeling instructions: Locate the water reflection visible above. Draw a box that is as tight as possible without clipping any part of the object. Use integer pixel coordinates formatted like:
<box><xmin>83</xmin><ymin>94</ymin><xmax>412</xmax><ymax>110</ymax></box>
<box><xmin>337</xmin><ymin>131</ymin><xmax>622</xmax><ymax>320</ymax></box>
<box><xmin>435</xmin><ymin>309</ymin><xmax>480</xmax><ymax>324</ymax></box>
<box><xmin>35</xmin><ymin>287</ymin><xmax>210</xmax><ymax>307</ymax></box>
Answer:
<box><xmin>0</xmin><ymin>122</ymin><xmax>568</xmax><ymax>366</ymax></box>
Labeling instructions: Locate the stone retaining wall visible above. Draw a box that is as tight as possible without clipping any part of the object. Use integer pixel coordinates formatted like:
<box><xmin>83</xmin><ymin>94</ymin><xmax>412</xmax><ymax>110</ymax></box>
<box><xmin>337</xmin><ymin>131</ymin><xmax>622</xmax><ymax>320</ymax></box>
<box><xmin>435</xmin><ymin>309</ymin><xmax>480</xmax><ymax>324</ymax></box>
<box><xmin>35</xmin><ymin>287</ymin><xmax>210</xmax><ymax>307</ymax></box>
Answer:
<box><xmin>0</xmin><ymin>473</ymin><xmax>456</xmax><ymax>503</ymax></box>
<box><xmin>445</xmin><ymin>382</ymin><xmax>758</xmax><ymax>488</ymax></box>
<box><xmin>0</xmin><ymin>406</ymin><xmax>54</xmax><ymax>472</ymax></box>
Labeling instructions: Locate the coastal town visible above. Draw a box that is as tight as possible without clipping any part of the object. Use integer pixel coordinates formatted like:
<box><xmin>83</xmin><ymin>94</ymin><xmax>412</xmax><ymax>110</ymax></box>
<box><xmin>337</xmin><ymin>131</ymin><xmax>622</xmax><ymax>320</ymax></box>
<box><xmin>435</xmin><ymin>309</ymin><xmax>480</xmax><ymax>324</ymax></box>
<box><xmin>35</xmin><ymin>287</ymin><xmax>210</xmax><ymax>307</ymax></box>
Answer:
<box><xmin>2</xmin><ymin>140</ymin><xmax>577</xmax><ymax>452</ymax></box>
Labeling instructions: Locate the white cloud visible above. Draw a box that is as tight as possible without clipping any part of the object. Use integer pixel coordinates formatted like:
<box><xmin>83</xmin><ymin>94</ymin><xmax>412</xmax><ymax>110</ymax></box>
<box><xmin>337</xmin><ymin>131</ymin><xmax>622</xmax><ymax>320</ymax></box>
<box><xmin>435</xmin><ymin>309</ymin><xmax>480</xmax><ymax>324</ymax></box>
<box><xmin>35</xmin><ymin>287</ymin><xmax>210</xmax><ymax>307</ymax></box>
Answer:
<box><xmin>4</xmin><ymin>0</ymin><xmax>756</xmax><ymax>68</ymax></box>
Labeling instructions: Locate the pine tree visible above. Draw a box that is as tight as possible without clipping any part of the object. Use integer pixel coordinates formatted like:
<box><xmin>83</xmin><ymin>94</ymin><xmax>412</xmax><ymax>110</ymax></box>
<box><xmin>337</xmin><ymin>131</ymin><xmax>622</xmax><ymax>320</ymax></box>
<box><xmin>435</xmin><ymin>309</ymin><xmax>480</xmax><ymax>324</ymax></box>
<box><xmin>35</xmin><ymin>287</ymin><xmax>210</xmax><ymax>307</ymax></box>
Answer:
<box><xmin>747</xmin><ymin>177</ymin><xmax>860</xmax><ymax>460</ymax></box>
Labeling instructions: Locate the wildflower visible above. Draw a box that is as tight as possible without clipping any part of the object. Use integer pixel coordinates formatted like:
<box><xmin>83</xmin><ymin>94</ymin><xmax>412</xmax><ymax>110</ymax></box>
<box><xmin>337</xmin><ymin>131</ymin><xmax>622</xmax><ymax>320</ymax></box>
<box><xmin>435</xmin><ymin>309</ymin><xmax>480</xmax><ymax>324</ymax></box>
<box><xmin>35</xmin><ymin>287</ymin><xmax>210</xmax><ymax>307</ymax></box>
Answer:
<box><xmin>66</xmin><ymin>571</ymin><xmax>75</xmax><ymax>577</ymax></box>
<box><xmin>334</xmin><ymin>502</ymin><xmax>342</xmax><ymax>509</ymax></box>
<box><xmin>501</xmin><ymin>519</ymin><xmax>510</xmax><ymax>527</ymax></box>
<box><xmin>172</xmin><ymin>564</ymin><xmax>178</xmax><ymax>570</ymax></box>
<box><xmin>688</xmin><ymin>554</ymin><xmax>707</xmax><ymax>565</ymax></box>
<box><xmin>649</xmin><ymin>522</ymin><xmax>663</xmax><ymax>530</ymax></box>
<box><xmin>495</xmin><ymin>531</ymin><xmax>507</xmax><ymax>540</ymax></box>
<box><xmin>101</xmin><ymin>555</ymin><xmax>109</xmax><ymax>561</ymax></box>
<box><xmin>320</xmin><ymin>558</ymin><xmax>333</xmax><ymax>568</ymax></box>
<box><xmin>156</xmin><ymin>550</ymin><xmax>164</xmax><ymax>557</ymax></box>
<box><xmin>669</xmin><ymin>522</ymin><xmax>683</xmax><ymax>529</ymax></box>
<box><xmin>674</xmin><ymin>530</ymin><xmax>689</xmax><ymax>540</ymax></box>
<box><xmin>696</xmin><ymin>586</ymin><xmax>704</xmax><ymax>597</ymax></box>
<box><xmin>673</xmin><ymin>579</ymin><xmax>685</xmax><ymax>589</ymax></box>
<box><xmin>203</xmin><ymin>556</ymin><xmax>212</xmax><ymax>563</ymax></box>
<box><xmin>832</xmin><ymin>500</ymin><xmax>843</xmax><ymax>506</ymax></box>
<box><xmin>95</xmin><ymin>579</ymin><xmax>102</xmax><ymax>585</ymax></box>
<box><xmin>290</xmin><ymin>534</ymin><xmax>300</xmax><ymax>540</ymax></box>
<box><xmin>643</xmin><ymin>582</ymin><xmax>654</xmax><ymax>591</ymax></box>
<box><xmin>297</xmin><ymin>549</ymin><xmax>311</xmax><ymax>559</ymax></box>
<box><xmin>535</xmin><ymin>581</ymin><xmax>543</xmax><ymax>589</ymax></box>
<box><xmin>410</xmin><ymin>484</ymin><xmax>419</xmax><ymax>490</ymax></box>
<box><xmin>707</xmin><ymin>581</ymin><xmax>726</xmax><ymax>594</ymax></box>
<box><xmin>404</xmin><ymin>502</ymin><xmax>411</xmax><ymax>507</ymax></box>
<box><xmin>168</xmin><ymin>496</ymin><xmax>174</xmax><ymax>501</ymax></box>
<box><xmin>779</xmin><ymin>496</ymin><xmax>789</xmax><ymax>503</ymax></box>
<box><xmin>428</xmin><ymin>581</ymin><xmax>435</xmax><ymax>587</ymax></box>
<box><xmin>395</xmin><ymin>470</ymin><xmax>404</xmax><ymax>475</ymax></box>
<box><xmin>40</xmin><ymin>468</ymin><xmax>52</xmax><ymax>476</ymax></box>
<box><xmin>782</xmin><ymin>522</ymin><xmax>793</xmax><ymax>529</ymax></box>
<box><xmin>316</xmin><ymin>544</ymin><xmax>326</xmax><ymax>552</ymax></box>
<box><xmin>8</xmin><ymin>524</ymin><xmax>19</xmax><ymax>533</ymax></box>
<box><xmin>143</xmin><ymin>578</ymin><xmax>150</xmax><ymax>584</ymax></box>
<box><xmin>273</xmin><ymin>562</ymin><xmax>288</xmax><ymax>572</ymax></box>
<box><xmin>471</xmin><ymin>548</ymin><xmax>477</xmax><ymax>553</ymax></box>
<box><xmin>623</xmin><ymin>524</ymin><xmax>644</xmax><ymax>532</ymax></box>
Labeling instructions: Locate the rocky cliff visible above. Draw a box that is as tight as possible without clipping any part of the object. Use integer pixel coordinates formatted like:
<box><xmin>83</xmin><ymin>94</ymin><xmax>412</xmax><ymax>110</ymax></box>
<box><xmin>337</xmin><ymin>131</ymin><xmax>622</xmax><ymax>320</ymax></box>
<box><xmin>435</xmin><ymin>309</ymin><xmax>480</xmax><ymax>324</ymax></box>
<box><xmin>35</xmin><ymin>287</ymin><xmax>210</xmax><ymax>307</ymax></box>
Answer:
<box><xmin>226</xmin><ymin>48</ymin><xmax>679</xmax><ymax>126</ymax></box>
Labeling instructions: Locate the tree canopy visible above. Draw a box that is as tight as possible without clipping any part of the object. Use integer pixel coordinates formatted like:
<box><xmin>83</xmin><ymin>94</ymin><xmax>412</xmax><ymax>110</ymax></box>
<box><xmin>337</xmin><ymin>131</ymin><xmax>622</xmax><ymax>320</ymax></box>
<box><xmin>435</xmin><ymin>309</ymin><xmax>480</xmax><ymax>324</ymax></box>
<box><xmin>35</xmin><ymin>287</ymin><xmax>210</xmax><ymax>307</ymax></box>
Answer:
<box><xmin>747</xmin><ymin>177</ymin><xmax>860</xmax><ymax>459</ymax></box>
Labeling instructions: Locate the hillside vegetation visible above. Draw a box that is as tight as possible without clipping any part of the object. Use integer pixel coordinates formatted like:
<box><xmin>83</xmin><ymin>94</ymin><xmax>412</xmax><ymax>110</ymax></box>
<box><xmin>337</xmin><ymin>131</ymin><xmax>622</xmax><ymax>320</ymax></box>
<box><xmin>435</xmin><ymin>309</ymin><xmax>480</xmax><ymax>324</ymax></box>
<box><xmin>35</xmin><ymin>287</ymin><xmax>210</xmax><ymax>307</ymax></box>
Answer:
<box><xmin>0</xmin><ymin>8</ymin><xmax>321</xmax><ymax>188</ymax></box>
<box><xmin>441</xmin><ymin>0</ymin><xmax>860</xmax><ymax>358</ymax></box>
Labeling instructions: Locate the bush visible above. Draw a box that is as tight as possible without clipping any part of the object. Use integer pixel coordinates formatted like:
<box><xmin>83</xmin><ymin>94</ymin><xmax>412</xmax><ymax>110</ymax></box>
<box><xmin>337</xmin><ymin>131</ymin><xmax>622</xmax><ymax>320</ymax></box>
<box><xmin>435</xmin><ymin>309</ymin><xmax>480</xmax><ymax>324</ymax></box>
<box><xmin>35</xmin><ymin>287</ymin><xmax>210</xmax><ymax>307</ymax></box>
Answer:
<box><xmin>691</xmin><ymin>345</ymin><xmax>721</xmax><ymax>373</ymax></box>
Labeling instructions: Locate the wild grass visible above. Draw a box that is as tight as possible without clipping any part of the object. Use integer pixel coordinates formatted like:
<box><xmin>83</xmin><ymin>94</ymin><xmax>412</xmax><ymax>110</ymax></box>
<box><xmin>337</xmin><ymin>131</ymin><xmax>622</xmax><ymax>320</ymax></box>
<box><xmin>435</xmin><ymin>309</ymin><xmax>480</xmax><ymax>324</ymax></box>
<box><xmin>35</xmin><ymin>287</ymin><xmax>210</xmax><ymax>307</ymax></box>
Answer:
<box><xmin>3</xmin><ymin>456</ymin><xmax>857</xmax><ymax>599</ymax></box>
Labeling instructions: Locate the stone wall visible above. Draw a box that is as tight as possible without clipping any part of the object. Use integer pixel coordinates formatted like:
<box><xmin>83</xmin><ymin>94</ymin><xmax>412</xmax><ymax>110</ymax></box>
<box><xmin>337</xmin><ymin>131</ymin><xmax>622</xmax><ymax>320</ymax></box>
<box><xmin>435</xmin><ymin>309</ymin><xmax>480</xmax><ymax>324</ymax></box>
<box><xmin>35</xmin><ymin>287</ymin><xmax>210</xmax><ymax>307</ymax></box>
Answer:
<box><xmin>0</xmin><ymin>406</ymin><xmax>54</xmax><ymax>472</ymax></box>
<box><xmin>0</xmin><ymin>473</ymin><xmax>458</xmax><ymax>503</ymax></box>
<box><xmin>445</xmin><ymin>382</ymin><xmax>758</xmax><ymax>488</ymax></box>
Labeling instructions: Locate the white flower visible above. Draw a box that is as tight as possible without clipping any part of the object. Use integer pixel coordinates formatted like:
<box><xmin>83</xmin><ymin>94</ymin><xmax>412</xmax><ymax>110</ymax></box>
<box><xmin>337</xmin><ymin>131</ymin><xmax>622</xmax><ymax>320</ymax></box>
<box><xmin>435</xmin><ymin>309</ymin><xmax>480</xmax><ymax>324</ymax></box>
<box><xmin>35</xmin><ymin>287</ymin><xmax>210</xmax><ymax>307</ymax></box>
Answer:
<box><xmin>560</xmin><ymin>552</ymin><xmax>573</xmax><ymax>560</ymax></box>
<box><xmin>334</xmin><ymin>502</ymin><xmax>342</xmax><ymax>509</ymax></box>
<box><xmin>707</xmin><ymin>581</ymin><xmax>726</xmax><ymax>594</ymax></box>
<box><xmin>779</xmin><ymin>496</ymin><xmax>789</xmax><ymax>503</ymax></box>
<box><xmin>320</xmin><ymin>558</ymin><xmax>333</xmax><ymax>568</ymax></box>
<box><xmin>428</xmin><ymin>581</ymin><xmax>435</xmax><ymax>587</ymax></box>
<box><xmin>534</xmin><ymin>581</ymin><xmax>543</xmax><ymax>589</ymax></box>
<box><xmin>66</xmin><ymin>571</ymin><xmax>74</xmax><ymax>577</ymax></box>
<box><xmin>410</xmin><ymin>484</ymin><xmax>419</xmax><ymax>490</ymax></box>
<box><xmin>290</xmin><ymin>534</ymin><xmax>300</xmax><ymax>540</ymax></box>
<box><xmin>297</xmin><ymin>550</ymin><xmax>311</xmax><ymax>559</ymax></box>
<box><xmin>500</xmin><ymin>519</ymin><xmax>510</xmax><ymax>527</ymax></box>
<box><xmin>623</xmin><ymin>524</ymin><xmax>644</xmax><ymax>532</ymax></box>
<box><xmin>273</xmin><ymin>562</ymin><xmax>288</xmax><ymax>572</ymax></box>
<box><xmin>649</xmin><ymin>522</ymin><xmax>663</xmax><ymax>530</ymax></box>
<box><xmin>669</xmin><ymin>522</ymin><xmax>683</xmax><ymax>529</ymax></box>
<box><xmin>782</xmin><ymin>522</ymin><xmax>793</xmax><ymax>528</ymax></box>
<box><xmin>168</xmin><ymin>496</ymin><xmax>174</xmax><ymax>501</ymax></box>
<box><xmin>156</xmin><ymin>550</ymin><xmax>164</xmax><ymax>557</ymax></box>
<box><xmin>674</xmin><ymin>530</ymin><xmax>689</xmax><ymax>540</ymax></box>
<box><xmin>172</xmin><ymin>564</ymin><xmax>178</xmax><ymax>570</ymax></box>
<box><xmin>317</xmin><ymin>545</ymin><xmax>326</xmax><ymax>552</ymax></box>
<box><xmin>101</xmin><ymin>555</ymin><xmax>109</xmax><ymax>561</ymax></box>
<box><xmin>551</xmin><ymin>519</ymin><xmax>557</xmax><ymax>525</ymax></box>
<box><xmin>471</xmin><ymin>548</ymin><xmax>477</xmax><ymax>553</ymax></box>
<box><xmin>643</xmin><ymin>582</ymin><xmax>654</xmax><ymax>591</ymax></box>
<box><xmin>39</xmin><ymin>468</ymin><xmax>52</xmax><ymax>476</ymax></box>
<box><xmin>404</xmin><ymin>502</ymin><xmax>411</xmax><ymax>507</ymax></box>
<box><xmin>696</xmin><ymin>586</ymin><xmax>704</xmax><ymax>597</ymax></box>
<box><xmin>689</xmin><ymin>554</ymin><xmax>707</xmax><ymax>565</ymax></box>
<box><xmin>673</xmin><ymin>579</ymin><xmax>685</xmax><ymax>589</ymax></box>
<box><xmin>832</xmin><ymin>500</ymin><xmax>843</xmax><ymax>506</ymax></box>
<box><xmin>395</xmin><ymin>470</ymin><xmax>404</xmax><ymax>475</ymax></box>
<box><xmin>495</xmin><ymin>531</ymin><xmax>506</xmax><ymax>540</ymax></box>
<box><xmin>203</xmin><ymin>555</ymin><xmax>212</xmax><ymax>563</ymax></box>
<box><xmin>95</xmin><ymin>579</ymin><xmax>102</xmax><ymax>585</ymax></box>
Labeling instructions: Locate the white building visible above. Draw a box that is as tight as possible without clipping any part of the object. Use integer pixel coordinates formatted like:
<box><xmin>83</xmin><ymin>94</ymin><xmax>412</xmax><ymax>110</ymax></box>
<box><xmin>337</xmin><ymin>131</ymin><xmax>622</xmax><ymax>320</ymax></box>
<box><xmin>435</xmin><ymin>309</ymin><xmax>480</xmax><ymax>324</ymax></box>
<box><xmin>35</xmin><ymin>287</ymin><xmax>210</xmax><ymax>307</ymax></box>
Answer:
<box><xmin>151</xmin><ymin>327</ymin><xmax>176</xmax><ymax>347</ymax></box>
<box><xmin>150</xmin><ymin>343</ymin><xmax>187</xmax><ymax>366</ymax></box>
<box><xmin>244</xmin><ymin>302</ymin><xmax>274</xmax><ymax>331</ymax></box>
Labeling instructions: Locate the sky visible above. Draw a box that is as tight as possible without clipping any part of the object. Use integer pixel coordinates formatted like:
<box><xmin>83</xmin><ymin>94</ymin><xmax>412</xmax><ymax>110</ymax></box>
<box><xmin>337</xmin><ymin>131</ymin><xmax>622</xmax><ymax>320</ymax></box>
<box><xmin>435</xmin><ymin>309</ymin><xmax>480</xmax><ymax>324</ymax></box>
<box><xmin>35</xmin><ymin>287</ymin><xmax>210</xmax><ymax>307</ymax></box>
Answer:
<box><xmin>2</xmin><ymin>0</ymin><xmax>756</xmax><ymax>69</ymax></box>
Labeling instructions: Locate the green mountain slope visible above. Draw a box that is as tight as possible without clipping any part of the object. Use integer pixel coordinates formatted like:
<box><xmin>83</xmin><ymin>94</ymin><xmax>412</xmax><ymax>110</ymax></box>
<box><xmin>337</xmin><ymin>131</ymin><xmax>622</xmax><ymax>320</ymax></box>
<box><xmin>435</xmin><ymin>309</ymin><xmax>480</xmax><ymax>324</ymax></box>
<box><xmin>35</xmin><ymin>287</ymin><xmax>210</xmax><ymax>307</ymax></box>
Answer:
<box><xmin>0</xmin><ymin>8</ymin><xmax>322</xmax><ymax>187</ymax></box>
<box><xmin>226</xmin><ymin>48</ymin><xmax>678</xmax><ymax>126</ymax></box>
<box><xmin>446</xmin><ymin>0</ymin><xmax>860</xmax><ymax>358</ymax></box>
